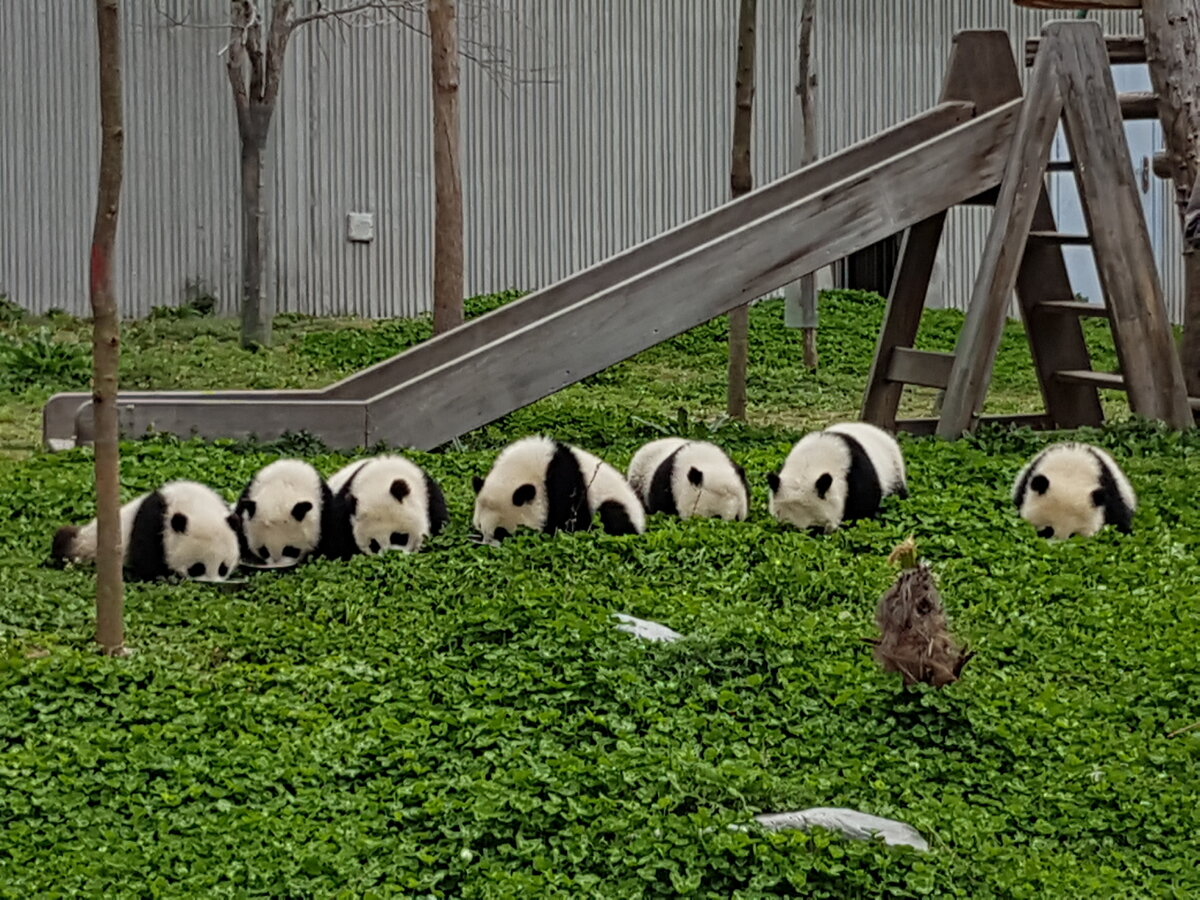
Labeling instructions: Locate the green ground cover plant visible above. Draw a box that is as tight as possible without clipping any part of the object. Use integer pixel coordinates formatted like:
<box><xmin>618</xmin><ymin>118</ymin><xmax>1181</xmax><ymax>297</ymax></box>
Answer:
<box><xmin>0</xmin><ymin>291</ymin><xmax>1196</xmax><ymax>897</ymax></box>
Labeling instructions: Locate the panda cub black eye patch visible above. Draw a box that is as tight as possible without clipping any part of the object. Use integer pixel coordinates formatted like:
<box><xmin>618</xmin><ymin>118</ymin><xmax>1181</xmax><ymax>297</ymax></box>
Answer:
<box><xmin>368</xmin><ymin>539</ymin><xmax>382</xmax><ymax>554</ymax></box>
<box><xmin>218</xmin><ymin>563</ymin><xmax>229</xmax><ymax>577</ymax></box>
<box><xmin>1038</xmin><ymin>527</ymin><xmax>1055</xmax><ymax>539</ymax></box>
<box><xmin>259</xmin><ymin>545</ymin><xmax>270</xmax><ymax>560</ymax></box>
<box><xmin>187</xmin><ymin>562</ymin><xmax>207</xmax><ymax>577</ymax></box>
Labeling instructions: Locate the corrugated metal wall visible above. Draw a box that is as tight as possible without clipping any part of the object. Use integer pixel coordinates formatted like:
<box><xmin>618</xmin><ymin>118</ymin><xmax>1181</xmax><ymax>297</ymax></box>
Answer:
<box><xmin>0</xmin><ymin>1</ymin><xmax>1184</xmax><ymax>321</ymax></box>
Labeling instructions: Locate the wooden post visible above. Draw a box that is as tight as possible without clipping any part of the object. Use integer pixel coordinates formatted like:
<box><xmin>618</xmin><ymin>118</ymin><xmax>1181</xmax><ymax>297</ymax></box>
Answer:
<box><xmin>1141</xmin><ymin>0</ymin><xmax>1200</xmax><ymax>393</ymax></box>
<box><xmin>91</xmin><ymin>0</ymin><xmax>126</xmax><ymax>655</ymax></box>
<box><xmin>726</xmin><ymin>0</ymin><xmax>757</xmax><ymax>420</ymax></box>
<box><xmin>429</xmin><ymin>0</ymin><xmax>464</xmax><ymax>335</ymax></box>
<box><xmin>783</xmin><ymin>0</ymin><xmax>820</xmax><ymax>369</ymax></box>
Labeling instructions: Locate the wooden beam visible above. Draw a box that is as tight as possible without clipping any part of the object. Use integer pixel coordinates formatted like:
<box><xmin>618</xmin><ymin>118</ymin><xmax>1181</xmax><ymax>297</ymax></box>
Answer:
<box><xmin>1025</xmin><ymin>35</ymin><xmax>1145</xmax><ymax>67</ymax></box>
<box><xmin>1054</xmin><ymin>20</ymin><xmax>1194</xmax><ymax>429</ymax></box>
<box><xmin>1027</xmin><ymin>230</ymin><xmax>1092</xmax><ymax>245</ymax></box>
<box><xmin>1055</xmin><ymin>369</ymin><xmax>1126</xmax><ymax>389</ymax></box>
<box><xmin>1013</xmin><ymin>0</ymin><xmax>1141</xmax><ymax>8</ymax></box>
<box><xmin>1118</xmin><ymin>91</ymin><xmax>1160</xmax><ymax>119</ymax></box>
<box><xmin>937</xmin><ymin>37</ymin><xmax>1065</xmax><ymax>439</ymax></box>
<box><xmin>1038</xmin><ymin>300</ymin><xmax>1110</xmax><ymax>317</ymax></box>
<box><xmin>74</xmin><ymin>400</ymin><xmax>370</xmax><ymax>450</ymax></box>
<box><xmin>897</xmin><ymin>413</ymin><xmax>1054</xmax><ymax>435</ymax></box>
<box><xmin>359</xmin><ymin>102</ymin><xmax>1021</xmax><ymax>450</ymax></box>
<box><xmin>884</xmin><ymin>348</ymin><xmax>956</xmax><ymax>389</ymax></box>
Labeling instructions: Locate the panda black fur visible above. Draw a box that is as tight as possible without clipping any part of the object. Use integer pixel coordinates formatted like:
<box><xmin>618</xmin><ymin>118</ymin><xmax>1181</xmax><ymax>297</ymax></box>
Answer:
<box><xmin>626</xmin><ymin>437</ymin><xmax>749</xmax><ymax>521</ymax></box>
<box><xmin>472</xmin><ymin>436</ymin><xmax>646</xmax><ymax>543</ymax></box>
<box><xmin>52</xmin><ymin>479</ymin><xmax>242</xmax><ymax>582</ymax></box>
<box><xmin>235</xmin><ymin>458</ymin><xmax>337</xmax><ymax>568</ymax></box>
<box><xmin>326</xmin><ymin>454</ymin><xmax>449</xmax><ymax>558</ymax></box>
<box><xmin>767</xmin><ymin>421</ymin><xmax>907</xmax><ymax>532</ymax></box>
<box><xmin>1012</xmin><ymin>441</ymin><xmax>1136</xmax><ymax>539</ymax></box>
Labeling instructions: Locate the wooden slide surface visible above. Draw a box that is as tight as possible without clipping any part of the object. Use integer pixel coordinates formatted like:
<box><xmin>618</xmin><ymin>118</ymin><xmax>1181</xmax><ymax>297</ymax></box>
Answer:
<box><xmin>44</xmin><ymin>97</ymin><xmax>1017</xmax><ymax>451</ymax></box>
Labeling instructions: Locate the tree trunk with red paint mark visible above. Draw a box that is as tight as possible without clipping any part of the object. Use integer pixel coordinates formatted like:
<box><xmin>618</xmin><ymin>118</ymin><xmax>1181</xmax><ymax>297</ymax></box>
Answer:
<box><xmin>727</xmin><ymin>0</ymin><xmax>757</xmax><ymax>420</ymax></box>
<box><xmin>429</xmin><ymin>0</ymin><xmax>464</xmax><ymax>335</ymax></box>
<box><xmin>91</xmin><ymin>0</ymin><xmax>125</xmax><ymax>655</ymax></box>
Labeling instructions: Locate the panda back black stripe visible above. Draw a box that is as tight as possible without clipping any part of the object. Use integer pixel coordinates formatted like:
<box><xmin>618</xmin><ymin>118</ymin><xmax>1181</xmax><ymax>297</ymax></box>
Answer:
<box><xmin>834</xmin><ymin>433</ymin><xmax>883</xmax><ymax>521</ymax></box>
<box><xmin>1087</xmin><ymin>448</ymin><xmax>1135</xmax><ymax>533</ymax></box>
<box><xmin>646</xmin><ymin>447</ymin><xmax>682</xmax><ymax>516</ymax></box>
<box><xmin>127</xmin><ymin>491</ymin><xmax>171</xmax><ymax>582</ymax></box>
<box><xmin>315</xmin><ymin>479</ymin><xmax>341</xmax><ymax>558</ymax></box>
<box><xmin>545</xmin><ymin>442</ymin><xmax>590</xmax><ymax>534</ymax></box>
<box><xmin>424</xmin><ymin>471</ymin><xmax>450</xmax><ymax>536</ymax></box>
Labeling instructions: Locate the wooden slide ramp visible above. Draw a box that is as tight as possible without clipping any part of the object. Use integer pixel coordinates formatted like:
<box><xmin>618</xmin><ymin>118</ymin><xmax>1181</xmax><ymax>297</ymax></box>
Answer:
<box><xmin>45</xmin><ymin>31</ymin><xmax>1025</xmax><ymax>453</ymax></box>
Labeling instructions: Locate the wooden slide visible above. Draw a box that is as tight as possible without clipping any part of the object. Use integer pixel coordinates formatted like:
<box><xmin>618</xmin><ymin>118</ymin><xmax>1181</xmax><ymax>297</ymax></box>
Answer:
<box><xmin>43</xmin><ymin>33</ymin><xmax>1022</xmax><ymax>452</ymax></box>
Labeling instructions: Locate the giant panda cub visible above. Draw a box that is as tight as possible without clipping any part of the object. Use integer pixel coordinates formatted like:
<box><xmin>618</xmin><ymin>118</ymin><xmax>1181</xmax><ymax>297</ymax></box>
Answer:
<box><xmin>236</xmin><ymin>458</ymin><xmax>336</xmax><ymax>568</ymax></box>
<box><xmin>626</xmin><ymin>437</ymin><xmax>749</xmax><ymax>521</ymax></box>
<box><xmin>52</xmin><ymin>480</ymin><xmax>242</xmax><ymax>582</ymax></box>
<box><xmin>1012</xmin><ymin>441</ymin><xmax>1136</xmax><ymax>539</ymax></box>
<box><xmin>767</xmin><ymin>421</ymin><xmax>907</xmax><ymax>533</ymax></box>
<box><xmin>326</xmin><ymin>454</ymin><xmax>449</xmax><ymax>558</ymax></box>
<box><xmin>472</xmin><ymin>435</ymin><xmax>646</xmax><ymax>544</ymax></box>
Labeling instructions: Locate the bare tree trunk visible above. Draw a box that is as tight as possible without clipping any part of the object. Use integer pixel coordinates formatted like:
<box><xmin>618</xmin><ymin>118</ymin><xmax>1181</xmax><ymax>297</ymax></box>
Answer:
<box><xmin>91</xmin><ymin>0</ymin><xmax>125</xmax><ymax>655</ymax></box>
<box><xmin>429</xmin><ymin>0</ymin><xmax>464</xmax><ymax>334</ymax></box>
<box><xmin>727</xmin><ymin>0</ymin><xmax>757</xmax><ymax>420</ymax></box>
<box><xmin>796</xmin><ymin>0</ymin><xmax>819</xmax><ymax>368</ymax></box>
<box><xmin>239</xmin><ymin>129</ymin><xmax>272</xmax><ymax>349</ymax></box>
<box><xmin>1142</xmin><ymin>0</ymin><xmax>1200</xmax><ymax>395</ymax></box>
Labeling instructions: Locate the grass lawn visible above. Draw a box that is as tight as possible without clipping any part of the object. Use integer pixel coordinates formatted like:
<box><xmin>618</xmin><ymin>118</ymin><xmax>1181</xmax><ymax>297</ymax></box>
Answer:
<box><xmin>0</xmin><ymin>291</ymin><xmax>1197</xmax><ymax>897</ymax></box>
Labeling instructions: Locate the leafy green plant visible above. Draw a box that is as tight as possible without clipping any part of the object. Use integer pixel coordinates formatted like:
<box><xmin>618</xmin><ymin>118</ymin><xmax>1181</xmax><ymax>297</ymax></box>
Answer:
<box><xmin>0</xmin><ymin>328</ymin><xmax>91</xmax><ymax>391</ymax></box>
<box><xmin>0</xmin><ymin>294</ymin><xmax>25</xmax><ymax>324</ymax></box>
<box><xmin>0</xmin><ymin>287</ymin><xmax>1197</xmax><ymax>895</ymax></box>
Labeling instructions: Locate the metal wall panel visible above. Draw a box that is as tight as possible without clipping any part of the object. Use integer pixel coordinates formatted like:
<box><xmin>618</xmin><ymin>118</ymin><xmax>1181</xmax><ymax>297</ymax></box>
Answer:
<box><xmin>0</xmin><ymin>1</ymin><xmax>1186</xmax><ymax>322</ymax></box>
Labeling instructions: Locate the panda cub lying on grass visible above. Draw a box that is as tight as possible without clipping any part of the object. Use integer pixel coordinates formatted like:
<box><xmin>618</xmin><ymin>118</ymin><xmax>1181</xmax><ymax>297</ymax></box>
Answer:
<box><xmin>472</xmin><ymin>436</ymin><xmax>645</xmax><ymax>544</ymax></box>
<box><xmin>626</xmin><ymin>437</ymin><xmax>749</xmax><ymax>521</ymax></box>
<box><xmin>767</xmin><ymin>422</ymin><xmax>908</xmax><ymax>533</ymax></box>
<box><xmin>52</xmin><ymin>480</ymin><xmax>242</xmax><ymax>583</ymax></box>
<box><xmin>1012</xmin><ymin>441</ymin><xmax>1137</xmax><ymax>539</ymax></box>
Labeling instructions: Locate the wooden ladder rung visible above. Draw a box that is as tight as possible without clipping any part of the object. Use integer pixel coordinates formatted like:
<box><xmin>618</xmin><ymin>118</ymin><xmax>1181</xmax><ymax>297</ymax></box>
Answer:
<box><xmin>1118</xmin><ymin>91</ymin><xmax>1159</xmax><ymax>120</ymax></box>
<box><xmin>1038</xmin><ymin>300</ymin><xmax>1110</xmax><ymax>318</ymax></box>
<box><xmin>1025</xmin><ymin>35</ymin><xmax>1145</xmax><ymax>67</ymax></box>
<box><xmin>1054</xmin><ymin>369</ymin><xmax>1127</xmax><ymax>389</ymax></box>
<box><xmin>1028</xmin><ymin>230</ymin><xmax>1092</xmax><ymax>245</ymax></box>
<box><xmin>884</xmin><ymin>348</ymin><xmax>956</xmax><ymax>389</ymax></box>
<box><xmin>1046</xmin><ymin>160</ymin><xmax>1075</xmax><ymax>172</ymax></box>
<box><xmin>896</xmin><ymin>413</ymin><xmax>1055</xmax><ymax>436</ymax></box>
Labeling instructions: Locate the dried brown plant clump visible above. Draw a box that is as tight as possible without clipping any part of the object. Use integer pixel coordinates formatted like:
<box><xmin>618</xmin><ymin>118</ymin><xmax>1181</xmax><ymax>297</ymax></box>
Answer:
<box><xmin>866</xmin><ymin>537</ymin><xmax>974</xmax><ymax>688</ymax></box>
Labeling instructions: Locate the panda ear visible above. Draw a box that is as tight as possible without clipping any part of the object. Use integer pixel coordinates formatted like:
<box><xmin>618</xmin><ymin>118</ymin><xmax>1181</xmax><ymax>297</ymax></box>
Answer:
<box><xmin>1031</xmin><ymin>474</ymin><xmax>1050</xmax><ymax>495</ymax></box>
<box><xmin>390</xmin><ymin>479</ymin><xmax>410</xmax><ymax>502</ymax></box>
<box><xmin>472</xmin><ymin>475</ymin><xmax>485</xmax><ymax>493</ymax></box>
<box><xmin>344</xmin><ymin>494</ymin><xmax>358</xmax><ymax>516</ymax></box>
<box><xmin>291</xmin><ymin>501</ymin><xmax>313</xmax><ymax>521</ymax></box>
<box><xmin>512</xmin><ymin>483</ymin><xmax>537</xmax><ymax>506</ymax></box>
<box><xmin>170</xmin><ymin>512</ymin><xmax>189</xmax><ymax>534</ymax></box>
<box><xmin>1091</xmin><ymin>487</ymin><xmax>1107</xmax><ymax>507</ymax></box>
<box><xmin>687</xmin><ymin>467</ymin><xmax>703</xmax><ymax>487</ymax></box>
<box><xmin>815</xmin><ymin>473</ymin><xmax>833</xmax><ymax>499</ymax></box>
<box><xmin>240</xmin><ymin>499</ymin><xmax>257</xmax><ymax>519</ymax></box>
<box><xmin>766</xmin><ymin>473</ymin><xmax>780</xmax><ymax>494</ymax></box>
<box><xmin>226</xmin><ymin>513</ymin><xmax>242</xmax><ymax>533</ymax></box>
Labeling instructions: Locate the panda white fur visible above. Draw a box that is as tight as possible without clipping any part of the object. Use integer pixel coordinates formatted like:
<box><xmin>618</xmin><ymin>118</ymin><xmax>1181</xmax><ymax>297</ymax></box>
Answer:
<box><xmin>767</xmin><ymin>421</ymin><xmax>907</xmax><ymax>532</ymax></box>
<box><xmin>52</xmin><ymin>480</ymin><xmax>242</xmax><ymax>582</ymax></box>
<box><xmin>472</xmin><ymin>436</ymin><xmax>646</xmax><ymax>544</ymax></box>
<box><xmin>626</xmin><ymin>437</ymin><xmax>749</xmax><ymax>521</ymax></box>
<box><xmin>235</xmin><ymin>458</ymin><xmax>336</xmax><ymax>568</ymax></box>
<box><xmin>326</xmin><ymin>454</ymin><xmax>449</xmax><ymax>558</ymax></box>
<box><xmin>1012</xmin><ymin>441</ymin><xmax>1136</xmax><ymax>539</ymax></box>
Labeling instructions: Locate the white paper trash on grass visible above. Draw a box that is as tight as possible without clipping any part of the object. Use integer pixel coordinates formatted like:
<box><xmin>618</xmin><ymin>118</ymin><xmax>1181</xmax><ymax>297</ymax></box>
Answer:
<box><xmin>754</xmin><ymin>807</ymin><xmax>929</xmax><ymax>852</ymax></box>
<box><xmin>612</xmin><ymin>614</ymin><xmax>685</xmax><ymax>643</ymax></box>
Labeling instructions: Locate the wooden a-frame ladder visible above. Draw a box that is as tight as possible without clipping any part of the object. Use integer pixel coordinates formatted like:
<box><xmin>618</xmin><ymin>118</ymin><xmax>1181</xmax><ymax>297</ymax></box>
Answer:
<box><xmin>861</xmin><ymin>21</ymin><xmax>1193</xmax><ymax>438</ymax></box>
